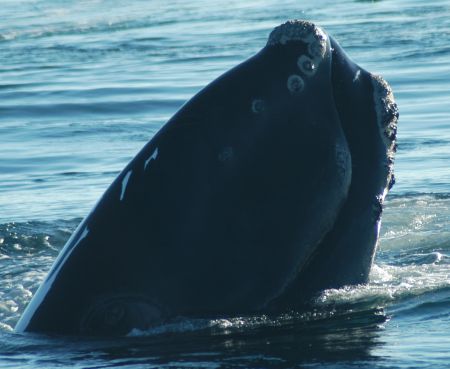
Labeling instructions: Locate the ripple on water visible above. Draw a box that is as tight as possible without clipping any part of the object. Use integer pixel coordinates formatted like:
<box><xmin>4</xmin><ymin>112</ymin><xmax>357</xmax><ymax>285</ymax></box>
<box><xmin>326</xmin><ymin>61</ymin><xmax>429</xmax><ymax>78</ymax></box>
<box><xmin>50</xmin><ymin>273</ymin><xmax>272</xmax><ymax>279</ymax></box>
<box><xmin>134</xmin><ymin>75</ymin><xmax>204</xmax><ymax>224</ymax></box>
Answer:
<box><xmin>1</xmin><ymin>0</ymin><xmax>450</xmax><ymax>367</ymax></box>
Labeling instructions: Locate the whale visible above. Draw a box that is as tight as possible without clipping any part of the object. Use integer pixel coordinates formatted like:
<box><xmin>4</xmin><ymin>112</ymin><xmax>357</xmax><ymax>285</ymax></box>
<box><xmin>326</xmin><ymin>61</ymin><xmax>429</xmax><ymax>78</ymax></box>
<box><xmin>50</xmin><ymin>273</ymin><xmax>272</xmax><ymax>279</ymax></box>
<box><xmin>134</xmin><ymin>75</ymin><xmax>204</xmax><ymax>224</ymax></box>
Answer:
<box><xmin>15</xmin><ymin>20</ymin><xmax>398</xmax><ymax>336</ymax></box>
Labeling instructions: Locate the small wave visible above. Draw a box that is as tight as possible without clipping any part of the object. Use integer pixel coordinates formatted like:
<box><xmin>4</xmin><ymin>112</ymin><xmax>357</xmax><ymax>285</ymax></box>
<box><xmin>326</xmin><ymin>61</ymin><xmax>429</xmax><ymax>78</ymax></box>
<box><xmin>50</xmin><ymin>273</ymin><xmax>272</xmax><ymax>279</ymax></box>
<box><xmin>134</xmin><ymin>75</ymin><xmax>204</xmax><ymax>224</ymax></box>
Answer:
<box><xmin>0</xmin><ymin>220</ymin><xmax>83</xmax><ymax>329</ymax></box>
<box><xmin>0</xmin><ymin>99</ymin><xmax>183</xmax><ymax>119</ymax></box>
<box><xmin>398</xmin><ymin>138</ymin><xmax>450</xmax><ymax>151</ymax></box>
<box><xmin>128</xmin><ymin>318</ymin><xmax>212</xmax><ymax>337</ymax></box>
<box><xmin>0</xmin><ymin>220</ymin><xmax>79</xmax><ymax>256</ymax></box>
<box><xmin>0</xmin><ymin>32</ymin><xmax>18</xmax><ymax>42</ymax></box>
<box><xmin>316</xmin><ymin>260</ymin><xmax>450</xmax><ymax>312</ymax></box>
<box><xmin>127</xmin><ymin>315</ymin><xmax>287</xmax><ymax>338</ymax></box>
<box><xmin>380</xmin><ymin>193</ymin><xmax>450</xmax><ymax>257</ymax></box>
<box><xmin>127</xmin><ymin>306</ymin><xmax>387</xmax><ymax>339</ymax></box>
<box><xmin>389</xmin><ymin>251</ymin><xmax>448</xmax><ymax>266</ymax></box>
<box><xmin>0</xmin><ymin>17</ymin><xmax>175</xmax><ymax>44</ymax></box>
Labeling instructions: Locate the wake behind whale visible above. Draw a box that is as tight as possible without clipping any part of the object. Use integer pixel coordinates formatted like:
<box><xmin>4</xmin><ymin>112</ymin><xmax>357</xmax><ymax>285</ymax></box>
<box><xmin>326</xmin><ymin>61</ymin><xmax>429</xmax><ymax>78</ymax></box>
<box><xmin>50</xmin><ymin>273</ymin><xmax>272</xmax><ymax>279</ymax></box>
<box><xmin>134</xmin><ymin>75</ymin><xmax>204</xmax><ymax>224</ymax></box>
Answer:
<box><xmin>15</xmin><ymin>20</ymin><xmax>398</xmax><ymax>336</ymax></box>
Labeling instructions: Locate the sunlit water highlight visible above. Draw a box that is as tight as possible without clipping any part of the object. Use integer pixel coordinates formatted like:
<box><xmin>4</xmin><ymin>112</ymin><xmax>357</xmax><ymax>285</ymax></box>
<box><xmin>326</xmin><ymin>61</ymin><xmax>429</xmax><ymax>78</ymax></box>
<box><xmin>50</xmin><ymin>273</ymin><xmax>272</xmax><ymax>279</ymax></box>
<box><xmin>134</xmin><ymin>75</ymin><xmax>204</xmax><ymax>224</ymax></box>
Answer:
<box><xmin>1</xmin><ymin>0</ymin><xmax>450</xmax><ymax>368</ymax></box>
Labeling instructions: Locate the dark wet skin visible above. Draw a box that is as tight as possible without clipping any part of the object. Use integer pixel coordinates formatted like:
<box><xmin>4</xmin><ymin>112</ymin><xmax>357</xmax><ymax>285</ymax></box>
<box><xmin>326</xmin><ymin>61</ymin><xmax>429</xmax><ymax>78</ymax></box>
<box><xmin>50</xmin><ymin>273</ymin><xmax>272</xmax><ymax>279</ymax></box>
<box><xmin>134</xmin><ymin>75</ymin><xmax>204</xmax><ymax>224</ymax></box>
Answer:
<box><xmin>15</xmin><ymin>20</ymin><xmax>397</xmax><ymax>336</ymax></box>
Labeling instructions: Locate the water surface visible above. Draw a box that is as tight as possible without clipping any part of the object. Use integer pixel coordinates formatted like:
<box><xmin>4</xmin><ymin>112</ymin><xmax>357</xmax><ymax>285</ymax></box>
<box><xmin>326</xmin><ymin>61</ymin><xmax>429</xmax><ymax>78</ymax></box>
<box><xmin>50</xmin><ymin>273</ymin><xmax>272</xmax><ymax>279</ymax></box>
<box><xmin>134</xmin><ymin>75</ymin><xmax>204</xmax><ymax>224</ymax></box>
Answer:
<box><xmin>1</xmin><ymin>0</ymin><xmax>450</xmax><ymax>368</ymax></box>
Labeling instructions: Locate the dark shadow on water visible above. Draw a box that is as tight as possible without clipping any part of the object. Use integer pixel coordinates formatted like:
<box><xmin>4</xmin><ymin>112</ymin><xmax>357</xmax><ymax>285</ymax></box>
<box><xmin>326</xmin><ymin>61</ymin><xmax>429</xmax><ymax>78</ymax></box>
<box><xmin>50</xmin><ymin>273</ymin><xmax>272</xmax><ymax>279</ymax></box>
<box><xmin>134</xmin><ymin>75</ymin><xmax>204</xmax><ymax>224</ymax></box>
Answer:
<box><xmin>2</xmin><ymin>308</ymin><xmax>388</xmax><ymax>368</ymax></box>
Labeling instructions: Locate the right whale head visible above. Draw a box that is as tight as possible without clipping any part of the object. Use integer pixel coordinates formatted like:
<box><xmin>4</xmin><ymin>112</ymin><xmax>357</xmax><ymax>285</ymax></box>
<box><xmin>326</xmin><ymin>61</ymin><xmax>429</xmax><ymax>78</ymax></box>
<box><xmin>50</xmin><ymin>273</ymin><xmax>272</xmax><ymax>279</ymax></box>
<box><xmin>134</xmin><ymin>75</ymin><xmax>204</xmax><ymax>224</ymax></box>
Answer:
<box><xmin>15</xmin><ymin>20</ymin><xmax>397</xmax><ymax>336</ymax></box>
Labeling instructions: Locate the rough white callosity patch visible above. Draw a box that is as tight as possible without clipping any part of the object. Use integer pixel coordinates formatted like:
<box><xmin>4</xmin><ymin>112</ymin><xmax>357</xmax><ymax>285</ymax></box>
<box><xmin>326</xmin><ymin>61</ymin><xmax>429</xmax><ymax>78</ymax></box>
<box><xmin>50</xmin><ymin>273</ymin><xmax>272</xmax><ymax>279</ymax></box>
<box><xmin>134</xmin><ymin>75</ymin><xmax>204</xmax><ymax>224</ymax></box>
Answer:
<box><xmin>267</xmin><ymin>20</ymin><xmax>327</xmax><ymax>54</ymax></box>
<box><xmin>120</xmin><ymin>170</ymin><xmax>132</xmax><ymax>201</ymax></box>
<box><xmin>144</xmin><ymin>147</ymin><xmax>159</xmax><ymax>170</ymax></box>
<box><xmin>267</xmin><ymin>20</ymin><xmax>328</xmax><ymax>73</ymax></box>
<box><xmin>371</xmin><ymin>74</ymin><xmax>399</xmax><ymax>201</ymax></box>
<box><xmin>267</xmin><ymin>20</ymin><xmax>328</xmax><ymax>92</ymax></box>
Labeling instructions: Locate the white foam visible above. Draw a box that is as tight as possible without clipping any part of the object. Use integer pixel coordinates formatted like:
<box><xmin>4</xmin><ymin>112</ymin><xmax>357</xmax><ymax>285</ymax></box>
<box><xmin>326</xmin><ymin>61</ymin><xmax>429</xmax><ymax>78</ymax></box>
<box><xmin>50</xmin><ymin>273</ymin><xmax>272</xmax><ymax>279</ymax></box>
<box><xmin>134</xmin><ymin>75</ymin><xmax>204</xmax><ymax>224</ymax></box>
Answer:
<box><xmin>316</xmin><ymin>260</ymin><xmax>450</xmax><ymax>308</ymax></box>
<box><xmin>15</xmin><ymin>226</ymin><xmax>90</xmax><ymax>332</ymax></box>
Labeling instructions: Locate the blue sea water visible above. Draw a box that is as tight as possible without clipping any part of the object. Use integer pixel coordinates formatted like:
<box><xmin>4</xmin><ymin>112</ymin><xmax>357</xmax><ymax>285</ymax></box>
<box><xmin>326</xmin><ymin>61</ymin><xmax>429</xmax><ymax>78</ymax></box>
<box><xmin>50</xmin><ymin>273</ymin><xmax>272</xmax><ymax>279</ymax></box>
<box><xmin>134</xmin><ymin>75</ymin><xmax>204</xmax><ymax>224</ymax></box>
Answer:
<box><xmin>1</xmin><ymin>0</ymin><xmax>450</xmax><ymax>368</ymax></box>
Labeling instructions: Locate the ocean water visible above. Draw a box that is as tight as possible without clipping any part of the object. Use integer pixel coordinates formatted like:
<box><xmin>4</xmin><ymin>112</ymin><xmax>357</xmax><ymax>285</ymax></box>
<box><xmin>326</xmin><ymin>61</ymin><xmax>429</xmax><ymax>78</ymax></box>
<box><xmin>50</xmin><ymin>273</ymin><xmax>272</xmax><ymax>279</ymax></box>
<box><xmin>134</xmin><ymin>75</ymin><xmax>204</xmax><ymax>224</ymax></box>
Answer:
<box><xmin>1</xmin><ymin>0</ymin><xmax>450</xmax><ymax>367</ymax></box>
